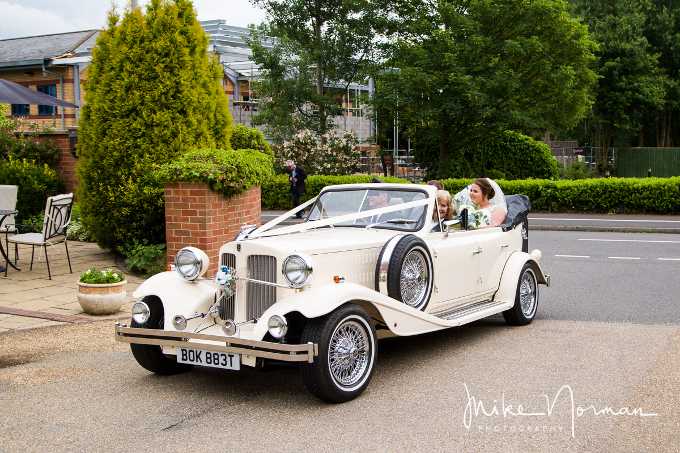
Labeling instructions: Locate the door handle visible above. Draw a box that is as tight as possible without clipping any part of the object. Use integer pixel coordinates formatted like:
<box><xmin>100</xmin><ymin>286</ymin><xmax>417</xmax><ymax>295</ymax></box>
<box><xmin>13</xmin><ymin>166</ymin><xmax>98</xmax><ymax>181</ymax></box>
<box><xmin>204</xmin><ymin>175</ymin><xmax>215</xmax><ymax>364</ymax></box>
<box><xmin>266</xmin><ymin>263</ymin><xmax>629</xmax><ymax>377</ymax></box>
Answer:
<box><xmin>500</xmin><ymin>243</ymin><xmax>510</xmax><ymax>248</ymax></box>
<box><xmin>472</xmin><ymin>246</ymin><xmax>483</xmax><ymax>255</ymax></box>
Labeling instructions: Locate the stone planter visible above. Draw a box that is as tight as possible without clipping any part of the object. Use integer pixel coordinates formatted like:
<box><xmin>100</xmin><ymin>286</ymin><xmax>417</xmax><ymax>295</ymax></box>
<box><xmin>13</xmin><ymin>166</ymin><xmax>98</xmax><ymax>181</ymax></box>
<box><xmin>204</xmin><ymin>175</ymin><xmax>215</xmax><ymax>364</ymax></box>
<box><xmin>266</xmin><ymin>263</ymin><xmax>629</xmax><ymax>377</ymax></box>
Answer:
<box><xmin>77</xmin><ymin>280</ymin><xmax>127</xmax><ymax>315</ymax></box>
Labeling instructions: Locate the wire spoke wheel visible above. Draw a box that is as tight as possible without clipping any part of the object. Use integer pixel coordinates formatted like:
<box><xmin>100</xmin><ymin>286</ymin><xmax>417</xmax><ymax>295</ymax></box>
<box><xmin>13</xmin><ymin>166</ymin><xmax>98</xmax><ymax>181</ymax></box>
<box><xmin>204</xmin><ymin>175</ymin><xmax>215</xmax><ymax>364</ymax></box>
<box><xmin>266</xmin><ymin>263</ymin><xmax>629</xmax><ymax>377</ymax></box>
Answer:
<box><xmin>519</xmin><ymin>269</ymin><xmax>537</xmax><ymax>318</ymax></box>
<box><xmin>328</xmin><ymin>319</ymin><xmax>371</xmax><ymax>389</ymax></box>
<box><xmin>400</xmin><ymin>248</ymin><xmax>429</xmax><ymax>308</ymax></box>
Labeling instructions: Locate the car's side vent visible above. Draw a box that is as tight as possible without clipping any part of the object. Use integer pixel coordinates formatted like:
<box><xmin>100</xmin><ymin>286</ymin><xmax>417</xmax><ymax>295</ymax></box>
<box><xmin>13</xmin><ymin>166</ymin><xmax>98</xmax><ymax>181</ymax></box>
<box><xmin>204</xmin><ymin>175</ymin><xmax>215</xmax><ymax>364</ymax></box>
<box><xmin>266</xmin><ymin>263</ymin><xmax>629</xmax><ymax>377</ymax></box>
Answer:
<box><xmin>219</xmin><ymin>253</ymin><xmax>236</xmax><ymax>320</ymax></box>
<box><xmin>246</xmin><ymin>255</ymin><xmax>277</xmax><ymax>320</ymax></box>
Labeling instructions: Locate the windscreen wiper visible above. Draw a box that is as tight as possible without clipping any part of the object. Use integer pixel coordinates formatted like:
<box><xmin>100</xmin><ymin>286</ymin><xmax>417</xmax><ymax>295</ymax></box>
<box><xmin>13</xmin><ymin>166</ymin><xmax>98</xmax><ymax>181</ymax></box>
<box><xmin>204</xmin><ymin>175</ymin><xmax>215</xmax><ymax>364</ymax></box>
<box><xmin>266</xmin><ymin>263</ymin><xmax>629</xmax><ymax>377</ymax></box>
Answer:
<box><xmin>366</xmin><ymin>218</ymin><xmax>417</xmax><ymax>229</ymax></box>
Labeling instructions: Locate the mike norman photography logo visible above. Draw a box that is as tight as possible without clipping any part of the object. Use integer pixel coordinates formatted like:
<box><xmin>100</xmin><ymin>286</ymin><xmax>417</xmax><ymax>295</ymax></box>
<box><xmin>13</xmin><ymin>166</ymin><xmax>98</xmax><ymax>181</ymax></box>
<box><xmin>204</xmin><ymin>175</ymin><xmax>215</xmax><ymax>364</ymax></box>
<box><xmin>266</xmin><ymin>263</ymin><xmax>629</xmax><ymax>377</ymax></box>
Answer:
<box><xmin>462</xmin><ymin>383</ymin><xmax>659</xmax><ymax>437</ymax></box>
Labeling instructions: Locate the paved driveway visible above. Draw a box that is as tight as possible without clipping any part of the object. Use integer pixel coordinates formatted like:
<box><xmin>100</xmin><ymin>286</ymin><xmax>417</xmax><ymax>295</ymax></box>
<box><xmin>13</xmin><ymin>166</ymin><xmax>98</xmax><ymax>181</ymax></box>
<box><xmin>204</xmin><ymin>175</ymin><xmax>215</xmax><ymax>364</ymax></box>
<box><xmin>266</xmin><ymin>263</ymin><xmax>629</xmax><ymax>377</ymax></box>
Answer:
<box><xmin>0</xmin><ymin>241</ymin><xmax>142</xmax><ymax>332</ymax></box>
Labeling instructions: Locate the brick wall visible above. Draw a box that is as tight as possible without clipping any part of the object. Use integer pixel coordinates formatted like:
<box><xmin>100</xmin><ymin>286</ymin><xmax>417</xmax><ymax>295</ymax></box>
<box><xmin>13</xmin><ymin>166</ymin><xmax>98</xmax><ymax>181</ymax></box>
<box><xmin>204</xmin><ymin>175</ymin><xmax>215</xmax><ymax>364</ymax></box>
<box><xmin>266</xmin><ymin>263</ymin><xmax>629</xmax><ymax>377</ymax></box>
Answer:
<box><xmin>165</xmin><ymin>183</ymin><xmax>261</xmax><ymax>275</ymax></box>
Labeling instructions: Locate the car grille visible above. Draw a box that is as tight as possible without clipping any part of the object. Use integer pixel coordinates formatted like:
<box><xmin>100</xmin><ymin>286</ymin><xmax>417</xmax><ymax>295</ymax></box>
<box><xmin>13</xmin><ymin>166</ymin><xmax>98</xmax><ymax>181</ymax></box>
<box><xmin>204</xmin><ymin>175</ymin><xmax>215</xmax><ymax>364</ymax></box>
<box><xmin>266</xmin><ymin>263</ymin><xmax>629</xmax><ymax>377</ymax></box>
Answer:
<box><xmin>247</xmin><ymin>255</ymin><xmax>277</xmax><ymax>320</ymax></box>
<box><xmin>219</xmin><ymin>253</ymin><xmax>236</xmax><ymax>320</ymax></box>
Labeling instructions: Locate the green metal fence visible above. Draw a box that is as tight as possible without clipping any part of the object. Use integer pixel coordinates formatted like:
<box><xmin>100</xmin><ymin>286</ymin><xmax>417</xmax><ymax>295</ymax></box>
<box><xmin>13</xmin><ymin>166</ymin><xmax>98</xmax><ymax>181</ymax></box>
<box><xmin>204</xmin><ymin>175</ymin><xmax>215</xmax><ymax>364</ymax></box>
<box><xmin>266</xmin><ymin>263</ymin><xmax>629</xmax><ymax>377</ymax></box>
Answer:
<box><xmin>616</xmin><ymin>147</ymin><xmax>680</xmax><ymax>177</ymax></box>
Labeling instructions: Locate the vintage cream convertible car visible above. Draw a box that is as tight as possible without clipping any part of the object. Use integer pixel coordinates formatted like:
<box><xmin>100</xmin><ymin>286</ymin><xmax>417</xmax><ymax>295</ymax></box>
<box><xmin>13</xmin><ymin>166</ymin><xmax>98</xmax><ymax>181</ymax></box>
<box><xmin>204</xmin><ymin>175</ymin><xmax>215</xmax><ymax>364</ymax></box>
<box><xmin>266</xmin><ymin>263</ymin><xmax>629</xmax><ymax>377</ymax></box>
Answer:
<box><xmin>116</xmin><ymin>183</ymin><xmax>550</xmax><ymax>402</ymax></box>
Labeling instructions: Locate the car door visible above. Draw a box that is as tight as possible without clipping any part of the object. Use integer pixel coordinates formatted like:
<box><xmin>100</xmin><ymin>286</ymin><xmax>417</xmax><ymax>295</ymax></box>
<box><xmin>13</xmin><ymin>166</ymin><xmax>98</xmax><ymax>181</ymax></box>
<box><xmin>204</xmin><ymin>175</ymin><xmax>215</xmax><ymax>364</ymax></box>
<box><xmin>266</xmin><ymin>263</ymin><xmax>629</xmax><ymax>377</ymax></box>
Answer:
<box><xmin>425</xmin><ymin>229</ymin><xmax>485</xmax><ymax>314</ymax></box>
<box><xmin>474</xmin><ymin>227</ymin><xmax>510</xmax><ymax>296</ymax></box>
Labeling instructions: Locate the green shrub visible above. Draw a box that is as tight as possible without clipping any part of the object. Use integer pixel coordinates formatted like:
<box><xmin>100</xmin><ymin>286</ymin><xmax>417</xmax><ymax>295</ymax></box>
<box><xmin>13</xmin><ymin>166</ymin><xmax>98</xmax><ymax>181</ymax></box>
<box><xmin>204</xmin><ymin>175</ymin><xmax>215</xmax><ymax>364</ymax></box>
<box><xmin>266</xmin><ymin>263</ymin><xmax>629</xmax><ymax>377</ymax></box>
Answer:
<box><xmin>230</xmin><ymin>125</ymin><xmax>272</xmax><ymax>156</ymax></box>
<box><xmin>0</xmin><ymin>133</ymin><xmax>60</xmax><ymax>167</ymax></box>
<box><xmin>79</xmin><ymin>267</ymin><xmax>125</xmax><ymax>284</ymax></box>
<box><xmin>0</xmin><ymin>158</ymin><xmax>64</xmax><ymax>223</ymax></box>
<box><xmin>559</xmin><ymin>160</ymin><xmax>595</xmax><ymax>179</ymax></box>
<box><xmin>441</xmin><ymin>177</ymin><xmax>680</xmax><ymax>213</ymax></box>
<box><xmin>157</xmin><ymin>148</ymin><xmax>274</xmax><ymax>197</ymax></box>
<box><xmin>262</xmin><ymin>174</ymin><xmax>409</xmax><ymax>209</ymax></box>
<box><xmin>67</xmin><ymin>220</ymin><xmax>95</xmax><ymax>242</ymax></box>
<box><xmin>121</xmin><ymin>242</ymin><xmax>166</xmax><ymax>277</ymax></box>
<box><xmin>77</xmin><ymin>1</ymin><xmax>233</xmax><ymax>250</ymax></box>
<box><xmin>438</xmin><ymin>131</ymin><xmax>560</xmax><ymax>180</ymax></box>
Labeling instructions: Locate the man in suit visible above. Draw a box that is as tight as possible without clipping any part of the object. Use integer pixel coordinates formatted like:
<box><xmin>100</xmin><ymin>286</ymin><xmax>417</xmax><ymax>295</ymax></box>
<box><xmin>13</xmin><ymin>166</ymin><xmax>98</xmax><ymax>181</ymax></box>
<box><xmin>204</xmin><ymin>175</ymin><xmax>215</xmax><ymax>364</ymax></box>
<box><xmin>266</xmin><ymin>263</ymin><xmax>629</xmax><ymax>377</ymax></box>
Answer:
<box><xmin>285</xmin><ymin>160</ymin><xmax>307</xmax><ymax>218</ymax></box>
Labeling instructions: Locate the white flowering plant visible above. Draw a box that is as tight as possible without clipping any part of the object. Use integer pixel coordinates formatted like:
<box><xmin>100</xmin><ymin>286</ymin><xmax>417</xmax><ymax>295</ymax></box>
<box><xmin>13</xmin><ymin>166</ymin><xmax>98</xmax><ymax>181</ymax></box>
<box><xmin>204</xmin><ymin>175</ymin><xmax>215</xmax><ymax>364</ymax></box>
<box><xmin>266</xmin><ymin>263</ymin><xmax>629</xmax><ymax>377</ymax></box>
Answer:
<box><xmin>79</xmin><ymin>267</ymin><xmax>125</xmax><ymax>284</ymax></box>
<box><xmin>275</xmin><ymin>129</ymin><xmax>360</xmax><ymax>175</ymax></box>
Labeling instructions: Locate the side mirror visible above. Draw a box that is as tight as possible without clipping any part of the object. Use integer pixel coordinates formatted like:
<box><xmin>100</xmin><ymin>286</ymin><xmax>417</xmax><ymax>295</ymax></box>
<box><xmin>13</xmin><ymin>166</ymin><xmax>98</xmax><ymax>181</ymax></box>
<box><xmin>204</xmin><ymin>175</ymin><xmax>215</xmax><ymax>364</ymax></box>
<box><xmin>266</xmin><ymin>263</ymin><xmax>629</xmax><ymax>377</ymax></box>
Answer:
<box><xmin>460</xmin><ymin>208</ymin><xmax>469</xmax><ymax>231</ymax></box>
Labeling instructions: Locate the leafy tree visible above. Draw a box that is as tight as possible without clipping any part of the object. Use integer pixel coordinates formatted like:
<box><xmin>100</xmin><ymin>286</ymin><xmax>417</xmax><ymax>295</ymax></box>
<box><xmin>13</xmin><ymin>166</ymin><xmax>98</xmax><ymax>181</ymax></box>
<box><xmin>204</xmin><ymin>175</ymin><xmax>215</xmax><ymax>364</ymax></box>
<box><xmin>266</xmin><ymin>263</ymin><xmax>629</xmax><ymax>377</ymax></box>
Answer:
<box><xmin>642</xmin><ymin>0</ymin><xmax>680</xmax><ymax>147</ymax></box>
<box><xmin>77</xmin><ymin>0</ymin><xmax>232</xmax><ymax>250</ymax></box>
<box><xmin>375</xmin><ymin>0</ymin><xmax>597</xmax><ymax>177</ymax></box>
<box><xmin>571</xmin><ymin>0</ymin><xmax>665</xmax><ymax>173</ymax></box>
<box><xmin>248</xmin><ymin>0</ymin><xmax>383</xmax><ymax>140</ymax></box>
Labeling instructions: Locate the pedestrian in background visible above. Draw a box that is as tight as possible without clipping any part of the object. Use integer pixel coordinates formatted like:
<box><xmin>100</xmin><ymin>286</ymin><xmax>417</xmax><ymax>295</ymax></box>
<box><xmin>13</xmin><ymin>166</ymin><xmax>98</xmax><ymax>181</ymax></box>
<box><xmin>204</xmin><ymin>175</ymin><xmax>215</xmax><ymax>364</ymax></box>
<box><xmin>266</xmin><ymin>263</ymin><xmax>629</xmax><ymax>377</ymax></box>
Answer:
<box><xmin>427</xmin><ymin>180</ymin><xmax>443</xmax><ymax>190</ymax></box>
<box><xmin>285</xmin><ymin>159</ymin><xmax>307</xmax><ymax>218</ymax></box>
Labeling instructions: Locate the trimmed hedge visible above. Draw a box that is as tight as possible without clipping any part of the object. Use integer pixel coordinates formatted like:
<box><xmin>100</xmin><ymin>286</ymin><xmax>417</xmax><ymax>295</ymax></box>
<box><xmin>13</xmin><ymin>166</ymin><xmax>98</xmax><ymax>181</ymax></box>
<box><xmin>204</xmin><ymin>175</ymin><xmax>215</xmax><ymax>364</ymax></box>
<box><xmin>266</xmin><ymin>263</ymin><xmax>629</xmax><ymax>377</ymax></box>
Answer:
<box><xmin>157</xmin><ymin>148</ymin><xmax>274</xmax><ymax>197</ymax></box>
<box><xmin>262</xmin><ymin>175</ymin><xmax>408</xmax><ymax>209</ymax></box>
<box><xmin>441</xmin><ymin>177</ymin><xmax>680</xmax><ymax>214</ymax></box>
<box><xmin>261</xmin><ymin>174</ymin><xmax>680</xmax><ymax>213</ymax></box>
<box><xmin>0</xmin><ymin>158</ymin><xmax>65</xmax><ymax>223</ymax></box>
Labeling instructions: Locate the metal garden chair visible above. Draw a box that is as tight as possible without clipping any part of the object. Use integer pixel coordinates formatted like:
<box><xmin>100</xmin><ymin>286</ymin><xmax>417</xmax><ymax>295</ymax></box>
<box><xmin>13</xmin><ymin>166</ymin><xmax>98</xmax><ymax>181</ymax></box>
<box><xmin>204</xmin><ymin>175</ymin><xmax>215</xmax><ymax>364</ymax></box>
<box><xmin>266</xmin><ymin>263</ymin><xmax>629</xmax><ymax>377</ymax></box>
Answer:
<box><xmin>0</xmin><ymin>185</ymin><xmax>19</xmax><ymax>264</ymax></box>
<box><xmin>5</xmin><ymin>193</ymin><xmax>74</xmax><ymax>280</ymax></box>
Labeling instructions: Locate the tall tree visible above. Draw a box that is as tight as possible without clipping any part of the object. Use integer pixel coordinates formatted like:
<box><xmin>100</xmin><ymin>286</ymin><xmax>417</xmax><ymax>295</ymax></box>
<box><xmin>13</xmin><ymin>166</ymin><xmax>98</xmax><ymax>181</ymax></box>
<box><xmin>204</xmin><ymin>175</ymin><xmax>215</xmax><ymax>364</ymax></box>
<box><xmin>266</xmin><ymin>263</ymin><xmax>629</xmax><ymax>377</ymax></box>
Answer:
<box><xmin>375</xmin><ymin>0</ymin><xmax>598</xmax><ymax>176</ymax></box>
<box><xmin>643</xmin><ymin>0</ymin><xmax>680</xmax><ymax>147</ymax></box>
<box><xmin>571</xmin><ymin>0</ymin><xmax>665</xmax><ymax>172</ymax></box>
<box><xmin>248</xmin><ymin>0</ymin><xmax>383</xmax><ymax>140</ymax></box>
<box><xmin>78</xmin><ymin>0</ymin><xmax>232</xmax><ymax>249</ymax></box>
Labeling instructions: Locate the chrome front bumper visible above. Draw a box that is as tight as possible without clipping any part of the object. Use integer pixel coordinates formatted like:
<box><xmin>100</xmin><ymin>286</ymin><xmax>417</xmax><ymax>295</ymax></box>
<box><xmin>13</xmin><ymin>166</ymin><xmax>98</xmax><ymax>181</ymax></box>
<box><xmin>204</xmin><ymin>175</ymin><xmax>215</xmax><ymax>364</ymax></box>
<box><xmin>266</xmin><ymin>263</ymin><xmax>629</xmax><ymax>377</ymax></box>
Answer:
<box><xmin>115</xmin><ymin>324</ymin><xmax>318</xmax><ymax>363</ymax></box>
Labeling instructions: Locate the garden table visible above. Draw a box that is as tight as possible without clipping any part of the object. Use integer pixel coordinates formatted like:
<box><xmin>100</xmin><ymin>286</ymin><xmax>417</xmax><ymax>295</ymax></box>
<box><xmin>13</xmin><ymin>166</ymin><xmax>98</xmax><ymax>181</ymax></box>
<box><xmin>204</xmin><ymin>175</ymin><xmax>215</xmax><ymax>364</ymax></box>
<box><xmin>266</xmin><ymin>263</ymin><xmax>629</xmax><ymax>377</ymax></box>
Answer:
<box><xmin>0</xmin><ymin>209</ymin><xmax>20</xmax><ymax>272</ymax></box>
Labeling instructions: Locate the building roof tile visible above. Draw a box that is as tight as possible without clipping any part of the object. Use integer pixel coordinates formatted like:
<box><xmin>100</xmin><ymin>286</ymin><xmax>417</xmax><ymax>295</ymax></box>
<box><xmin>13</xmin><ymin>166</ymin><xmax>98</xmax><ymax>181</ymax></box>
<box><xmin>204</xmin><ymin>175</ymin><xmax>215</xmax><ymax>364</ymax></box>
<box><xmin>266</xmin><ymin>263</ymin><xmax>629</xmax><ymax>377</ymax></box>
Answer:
<box><xmin>0</xmin><ymin>30</ymin><xmax>99</xmax><ymax>65</ymax></box>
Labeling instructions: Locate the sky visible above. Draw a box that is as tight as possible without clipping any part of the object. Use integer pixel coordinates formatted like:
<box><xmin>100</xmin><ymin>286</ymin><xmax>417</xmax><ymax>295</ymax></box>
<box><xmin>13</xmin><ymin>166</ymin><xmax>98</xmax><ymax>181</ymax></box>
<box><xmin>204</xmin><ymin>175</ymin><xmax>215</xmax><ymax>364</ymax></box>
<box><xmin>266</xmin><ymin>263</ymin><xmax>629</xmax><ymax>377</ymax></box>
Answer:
<box><xmin>0</xmin><ymin>0</ymin><xmax>267</xmax><ymax>39</ymax></box>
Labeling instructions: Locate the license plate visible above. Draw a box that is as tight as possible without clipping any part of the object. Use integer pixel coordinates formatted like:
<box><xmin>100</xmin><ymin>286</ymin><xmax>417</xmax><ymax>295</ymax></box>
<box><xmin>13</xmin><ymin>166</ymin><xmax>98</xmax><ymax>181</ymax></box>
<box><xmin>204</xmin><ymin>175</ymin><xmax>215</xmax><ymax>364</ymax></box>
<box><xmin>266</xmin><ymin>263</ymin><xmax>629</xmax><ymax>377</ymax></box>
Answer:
<box><xmin>177</xmin><ymin>347</ymin><xmax>240</xmax><ymax>370</ymax></box>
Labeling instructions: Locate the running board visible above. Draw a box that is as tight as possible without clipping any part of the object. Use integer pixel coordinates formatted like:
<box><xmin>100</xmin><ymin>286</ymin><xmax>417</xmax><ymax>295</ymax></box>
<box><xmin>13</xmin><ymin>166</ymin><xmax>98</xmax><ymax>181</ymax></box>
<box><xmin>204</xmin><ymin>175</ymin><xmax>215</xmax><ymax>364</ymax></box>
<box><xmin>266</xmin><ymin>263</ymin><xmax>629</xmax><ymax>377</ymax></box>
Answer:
<box><xmin>433</xmin><ymin>300</ymin><xmax>508</xmax><ymax>320</ymax></box>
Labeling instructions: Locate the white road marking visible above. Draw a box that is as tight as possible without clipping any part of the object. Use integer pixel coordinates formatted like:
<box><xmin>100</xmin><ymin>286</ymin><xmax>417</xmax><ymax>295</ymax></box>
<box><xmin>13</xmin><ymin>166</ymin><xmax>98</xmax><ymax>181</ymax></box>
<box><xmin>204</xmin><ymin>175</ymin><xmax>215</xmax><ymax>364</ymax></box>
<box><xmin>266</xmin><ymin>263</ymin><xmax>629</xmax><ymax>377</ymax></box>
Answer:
<box><xmin>531</xmin><ymin>217</ymin><xmax>680</xmax><ymax>223</ymax></box>
<box><xmin>555</xmin><ymin>254</ymin><xmax>590</xmax><ymax>258</ymax></box>
<box><xmin>578</xmin><ymin>239</ymin><xmax>680</xmax><ymax>244</ymax></box>
<box><xmin>608</xmin><ymin>256</ymin><xmax>641</xmax><ymax>260</ymax></box>
<box><xmin>657</xmin><ymin>258</ymin><xmax>680</xmax><ymax>261</ymax></box>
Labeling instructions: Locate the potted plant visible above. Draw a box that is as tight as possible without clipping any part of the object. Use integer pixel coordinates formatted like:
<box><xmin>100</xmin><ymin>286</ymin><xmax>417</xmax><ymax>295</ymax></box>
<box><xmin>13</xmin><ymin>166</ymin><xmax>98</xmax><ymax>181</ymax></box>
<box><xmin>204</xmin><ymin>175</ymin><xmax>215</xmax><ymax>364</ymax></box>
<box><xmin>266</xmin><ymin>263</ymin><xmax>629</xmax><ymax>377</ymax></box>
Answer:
<box><xmin>76</xmin><ymin>268</ymin><xmax>127</xmax><ymax>315</ymax></box>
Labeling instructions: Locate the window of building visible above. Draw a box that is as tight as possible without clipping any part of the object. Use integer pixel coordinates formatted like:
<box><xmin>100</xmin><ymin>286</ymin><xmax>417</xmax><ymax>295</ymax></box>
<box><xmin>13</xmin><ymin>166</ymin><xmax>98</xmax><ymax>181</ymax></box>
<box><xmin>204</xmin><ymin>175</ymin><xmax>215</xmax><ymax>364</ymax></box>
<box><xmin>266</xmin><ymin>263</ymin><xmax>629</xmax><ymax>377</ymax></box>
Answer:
<box><xmin>11</xmin><ymin>104</ymin><xmax>30</xmax><ymax>116</ymax></box>
<box><xmin>37</xmin><ymin>84</ymin><xmax>57</xmax><ymax>116</ymax></box>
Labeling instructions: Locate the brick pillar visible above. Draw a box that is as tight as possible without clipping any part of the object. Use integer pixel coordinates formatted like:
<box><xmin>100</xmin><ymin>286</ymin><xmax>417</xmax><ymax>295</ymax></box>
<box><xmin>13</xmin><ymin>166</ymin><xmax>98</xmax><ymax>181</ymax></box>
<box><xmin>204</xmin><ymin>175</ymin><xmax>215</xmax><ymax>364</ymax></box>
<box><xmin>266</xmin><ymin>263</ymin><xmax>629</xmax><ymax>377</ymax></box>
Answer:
<box><xmin>164</xmin><ymin>183</ymin><xmax>261</xmax><ymax>275</ymax></box>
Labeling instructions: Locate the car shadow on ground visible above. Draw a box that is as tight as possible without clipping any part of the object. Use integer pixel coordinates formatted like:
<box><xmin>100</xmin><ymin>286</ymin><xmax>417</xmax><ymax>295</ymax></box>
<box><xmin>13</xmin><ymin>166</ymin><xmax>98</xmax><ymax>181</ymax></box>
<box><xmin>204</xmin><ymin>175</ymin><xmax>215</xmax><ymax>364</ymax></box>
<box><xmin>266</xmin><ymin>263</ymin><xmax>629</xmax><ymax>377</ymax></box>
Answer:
<box><xmin>127</xmin><ymin>316</ymin><xmax>509</xmax><ymax>407</ymax></box>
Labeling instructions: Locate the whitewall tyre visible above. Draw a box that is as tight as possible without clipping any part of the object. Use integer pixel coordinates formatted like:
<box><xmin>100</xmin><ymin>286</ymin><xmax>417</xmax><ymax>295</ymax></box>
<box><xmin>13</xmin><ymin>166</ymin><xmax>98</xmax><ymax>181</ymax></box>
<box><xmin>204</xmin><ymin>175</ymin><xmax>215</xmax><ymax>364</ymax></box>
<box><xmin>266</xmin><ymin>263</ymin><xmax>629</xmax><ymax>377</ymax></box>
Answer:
<box><xmin>502</xmin><ymin>263</ymin><xmax>539</xmax><ymax>326</ymax></box>
<box><xmin>301</xmin><ymin>304</ymin><xmax>377</xmax><ymax>403</ymax></box>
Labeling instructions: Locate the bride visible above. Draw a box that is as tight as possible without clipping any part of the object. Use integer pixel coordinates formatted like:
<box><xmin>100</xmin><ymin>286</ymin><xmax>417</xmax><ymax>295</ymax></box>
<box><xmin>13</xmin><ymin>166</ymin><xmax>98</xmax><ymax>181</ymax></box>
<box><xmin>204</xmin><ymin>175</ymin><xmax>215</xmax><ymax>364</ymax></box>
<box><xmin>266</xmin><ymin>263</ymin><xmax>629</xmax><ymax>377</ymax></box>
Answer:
<box><xmin>453</xmin><ymin>178</ymin><xmax>507</xmax><ymax>228</ymax></box>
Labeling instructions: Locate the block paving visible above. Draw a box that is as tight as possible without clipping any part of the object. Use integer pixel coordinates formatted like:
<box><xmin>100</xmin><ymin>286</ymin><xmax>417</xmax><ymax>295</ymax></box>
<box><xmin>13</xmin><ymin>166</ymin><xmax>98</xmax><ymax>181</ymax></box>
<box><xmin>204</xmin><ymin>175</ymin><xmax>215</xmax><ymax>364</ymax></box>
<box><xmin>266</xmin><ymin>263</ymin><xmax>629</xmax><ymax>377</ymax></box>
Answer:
<box><xmin>0</xmin><ymin>240</ymin><xmax>142</xmax><ymax>333</ymax></box>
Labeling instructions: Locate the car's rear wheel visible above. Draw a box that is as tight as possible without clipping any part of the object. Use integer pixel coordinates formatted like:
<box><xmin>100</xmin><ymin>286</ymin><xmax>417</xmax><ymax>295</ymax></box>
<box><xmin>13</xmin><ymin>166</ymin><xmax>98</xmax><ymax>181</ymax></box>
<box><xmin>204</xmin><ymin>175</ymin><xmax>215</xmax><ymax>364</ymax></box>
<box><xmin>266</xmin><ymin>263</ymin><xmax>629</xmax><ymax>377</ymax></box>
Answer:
<box><xmin>503</xmin><ymin>263</ymin><xmax>539</xmax><ymax>326</ymax></box>
<box><xmin>301</xmin><ymin>304</ymin><xmax>377</xmax><ymax>403</ymax></box>
<box><xmin>376</xmin><ymin>235</ymin><xmax>434</xmax><ymax>311</ymax></box>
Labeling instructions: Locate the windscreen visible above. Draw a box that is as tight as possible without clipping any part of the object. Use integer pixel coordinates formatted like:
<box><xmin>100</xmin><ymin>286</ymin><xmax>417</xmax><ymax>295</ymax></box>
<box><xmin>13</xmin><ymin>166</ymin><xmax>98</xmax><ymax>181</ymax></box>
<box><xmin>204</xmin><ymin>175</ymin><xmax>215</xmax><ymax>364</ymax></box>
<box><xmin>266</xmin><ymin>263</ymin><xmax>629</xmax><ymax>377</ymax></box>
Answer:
<box><xmin>307</xmin><ymin>188</ymin><xmax>428</xmax><ymax>231</ymax></box>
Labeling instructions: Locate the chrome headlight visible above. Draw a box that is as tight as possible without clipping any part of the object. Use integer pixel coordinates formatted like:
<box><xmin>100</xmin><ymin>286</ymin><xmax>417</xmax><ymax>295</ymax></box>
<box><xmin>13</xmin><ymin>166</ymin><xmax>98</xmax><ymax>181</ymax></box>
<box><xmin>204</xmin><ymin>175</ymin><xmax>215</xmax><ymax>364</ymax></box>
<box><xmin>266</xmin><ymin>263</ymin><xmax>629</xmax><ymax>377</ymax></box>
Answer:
<box><xmin>282</xmin><ymin>254</ymin><xmax>313</xmax><ymax>288</ymax></box>
<box><xmin>131</xmin><ymin>301</ymin><xmax>150</xmax><ymax>324</ymax></box>
<box><xmin>267</xmin><ymin>315</ymin><xmax>288</xmax><ymax>339</ymax></box>
<box><xmin>174</xmin><ymin>247</ymin><xmax>209</xmax><ymax>281</ymax></box>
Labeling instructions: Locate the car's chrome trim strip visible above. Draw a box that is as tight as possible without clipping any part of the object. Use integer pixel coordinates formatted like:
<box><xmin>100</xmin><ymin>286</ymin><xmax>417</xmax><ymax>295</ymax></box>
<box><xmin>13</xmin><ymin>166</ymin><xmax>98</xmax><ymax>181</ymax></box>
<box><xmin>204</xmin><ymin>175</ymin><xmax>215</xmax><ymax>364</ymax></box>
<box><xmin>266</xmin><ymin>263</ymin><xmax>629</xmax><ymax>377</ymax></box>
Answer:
<box><xmin>115</xmin><ymin>324</ymin><xmax>318</xmax><ymax>363</ymax></box>
<box><xmin>376</xmin><ymin>234</ymin><xmax>405</xmax><ymax>296</ymax></box>
<box><xmin>434</xmin><ymin>300</ymin><xmax>507</xmax><ymax>320</ymax></box>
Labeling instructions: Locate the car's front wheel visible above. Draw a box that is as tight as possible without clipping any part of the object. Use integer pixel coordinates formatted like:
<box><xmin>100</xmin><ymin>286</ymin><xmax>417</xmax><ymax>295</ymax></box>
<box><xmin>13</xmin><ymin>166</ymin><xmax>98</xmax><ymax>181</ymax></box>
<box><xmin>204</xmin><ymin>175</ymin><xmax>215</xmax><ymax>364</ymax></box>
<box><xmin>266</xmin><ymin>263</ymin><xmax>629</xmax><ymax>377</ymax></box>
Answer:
<box><xmin>301</xmin><ymin>304</ymin><xmax>377</xmax><ymax>403</ymax></box>
<box><xmin>502</xmin><ymin>263</ymin><xmax>539</xmax><ymax>326</ymax></box>
<box><xmin>130</xmin><ymin>314</ymin><xmax>192</xmax><ymax>376</ymax></box>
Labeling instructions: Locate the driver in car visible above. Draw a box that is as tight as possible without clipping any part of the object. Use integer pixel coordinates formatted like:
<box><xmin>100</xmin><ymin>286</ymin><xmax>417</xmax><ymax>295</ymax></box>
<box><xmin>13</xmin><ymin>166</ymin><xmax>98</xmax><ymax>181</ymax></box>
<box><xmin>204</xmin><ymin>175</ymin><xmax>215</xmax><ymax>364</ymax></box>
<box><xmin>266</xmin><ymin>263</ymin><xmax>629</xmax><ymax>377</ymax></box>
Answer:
<box><xmin>361</xmin><ymin>191</ymin><xmax>390</xmax><ymax>224</ymax></box>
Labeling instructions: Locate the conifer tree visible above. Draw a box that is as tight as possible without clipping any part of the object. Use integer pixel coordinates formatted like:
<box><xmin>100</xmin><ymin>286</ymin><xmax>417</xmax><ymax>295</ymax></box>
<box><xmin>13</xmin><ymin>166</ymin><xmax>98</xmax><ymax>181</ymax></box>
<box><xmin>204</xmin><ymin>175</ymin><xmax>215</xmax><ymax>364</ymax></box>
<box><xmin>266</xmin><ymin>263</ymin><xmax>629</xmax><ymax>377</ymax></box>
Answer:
<box><xmin>77</xmin><ymin>0</ymin><xmax>232</xmax><ymax>249</ymax></box>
